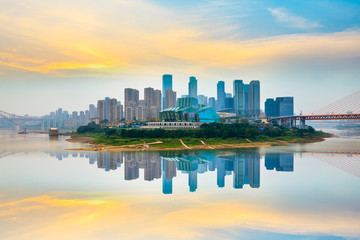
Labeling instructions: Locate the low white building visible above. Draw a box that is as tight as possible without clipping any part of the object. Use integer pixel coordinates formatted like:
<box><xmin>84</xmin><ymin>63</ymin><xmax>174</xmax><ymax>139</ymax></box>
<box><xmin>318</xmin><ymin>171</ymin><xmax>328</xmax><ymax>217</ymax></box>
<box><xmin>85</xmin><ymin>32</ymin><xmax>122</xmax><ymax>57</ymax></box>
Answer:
<box><xmin>141</xmin><ymin>122</ymin><xmax>204</xmax><ymax>129</ymax></box>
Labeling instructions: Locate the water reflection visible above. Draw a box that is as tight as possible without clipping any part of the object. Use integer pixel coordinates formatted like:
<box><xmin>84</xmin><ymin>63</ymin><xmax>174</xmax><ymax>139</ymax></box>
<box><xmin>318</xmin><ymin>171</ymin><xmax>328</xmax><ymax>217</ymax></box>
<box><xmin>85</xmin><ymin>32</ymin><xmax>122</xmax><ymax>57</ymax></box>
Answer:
<box><xmin>48</xmin><ymin>150</ymin><xmax>296</xmax><ymax>194</ymax></box>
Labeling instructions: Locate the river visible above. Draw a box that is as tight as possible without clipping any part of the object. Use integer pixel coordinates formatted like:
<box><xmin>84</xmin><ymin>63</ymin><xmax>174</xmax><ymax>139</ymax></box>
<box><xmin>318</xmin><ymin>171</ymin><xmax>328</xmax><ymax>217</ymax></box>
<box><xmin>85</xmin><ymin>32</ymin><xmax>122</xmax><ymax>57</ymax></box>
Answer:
<box><xmin>0</xmin><ymin>130</ymin><xmax>359</xmax><ymax>240</ymax></box>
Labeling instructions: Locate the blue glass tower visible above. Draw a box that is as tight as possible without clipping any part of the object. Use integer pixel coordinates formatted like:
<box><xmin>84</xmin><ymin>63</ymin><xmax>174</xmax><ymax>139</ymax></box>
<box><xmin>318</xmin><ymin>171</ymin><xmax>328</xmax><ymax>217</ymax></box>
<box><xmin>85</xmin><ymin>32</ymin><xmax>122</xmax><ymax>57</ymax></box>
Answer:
<box><xmin>162</xmin><ymin>74</ymin><xmax>172</xmax><ymax>110</ymax></box>
<box><xmin>250</xmin><ymin>80</ymin><xmax>260</xmax><ymax>117</ymax></box>
<box><xmin>188</xmin><ymin>76</ymin><xmax>197</xmax><ymax>99</ymax></box>
<box><xmin>233</xmin><ymin>80</ymin><xmax>245</xmax><ymax>116</ymax></box>
<box><xmin>216</xmin><ymin>81</ymin><xmax>225</xmax><ymax>111</ymax></box>
<box><xmin>105</xmin><ymin>97</ymin><xmax>110</xmax><ymax>120</ymax></box>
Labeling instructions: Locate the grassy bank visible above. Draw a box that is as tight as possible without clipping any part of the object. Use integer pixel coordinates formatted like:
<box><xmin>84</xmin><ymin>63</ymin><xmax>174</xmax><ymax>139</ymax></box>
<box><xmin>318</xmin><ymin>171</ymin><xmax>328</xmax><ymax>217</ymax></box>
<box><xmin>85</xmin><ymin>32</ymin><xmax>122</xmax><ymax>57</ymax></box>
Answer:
<box><xmin>73</xmin><ymin>127</ymin><xmax>328</xmax><ymax>150</ymax></box>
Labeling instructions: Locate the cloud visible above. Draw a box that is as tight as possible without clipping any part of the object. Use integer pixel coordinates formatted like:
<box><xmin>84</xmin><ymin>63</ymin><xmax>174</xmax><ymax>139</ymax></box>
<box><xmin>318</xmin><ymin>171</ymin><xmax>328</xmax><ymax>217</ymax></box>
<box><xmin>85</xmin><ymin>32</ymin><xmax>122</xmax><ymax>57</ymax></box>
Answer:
<box><xmin>268</xmin><ymin>8</ymin><xmax>322</xmax><ymax>30</ymax></box>
<box><xmin>1</xmin><ymin>192</ymin><xmax>360</xmax><ymax>239</ymax></box>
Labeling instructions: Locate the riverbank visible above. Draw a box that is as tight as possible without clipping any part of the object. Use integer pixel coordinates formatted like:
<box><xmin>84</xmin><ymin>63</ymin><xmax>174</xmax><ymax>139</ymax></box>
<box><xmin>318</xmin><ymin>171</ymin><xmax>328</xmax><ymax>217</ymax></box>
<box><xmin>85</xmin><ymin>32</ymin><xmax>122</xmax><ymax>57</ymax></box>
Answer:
<box><xmin>66</xmin><ymin>134</ymin><xmax>329</xmax><ymax>152</ymax></box>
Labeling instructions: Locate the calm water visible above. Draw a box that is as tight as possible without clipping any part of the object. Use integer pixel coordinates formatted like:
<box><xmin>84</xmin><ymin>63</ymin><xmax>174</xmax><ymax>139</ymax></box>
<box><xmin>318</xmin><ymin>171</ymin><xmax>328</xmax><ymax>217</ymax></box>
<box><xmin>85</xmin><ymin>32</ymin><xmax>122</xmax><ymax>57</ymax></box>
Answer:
<box><xmin>0</xmin><ymin>130</ymin><xmax>360</xmax><ymax>240</ymax></box>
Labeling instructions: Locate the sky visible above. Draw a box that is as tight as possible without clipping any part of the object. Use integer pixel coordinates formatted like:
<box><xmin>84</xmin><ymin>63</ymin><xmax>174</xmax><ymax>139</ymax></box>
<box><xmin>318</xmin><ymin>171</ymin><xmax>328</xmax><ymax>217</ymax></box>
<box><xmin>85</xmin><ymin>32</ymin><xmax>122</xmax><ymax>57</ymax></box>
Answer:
<box><xmin>0</xmin><ymin>0</ymin><xmax>360</xmax><ymax>116</ymax></box>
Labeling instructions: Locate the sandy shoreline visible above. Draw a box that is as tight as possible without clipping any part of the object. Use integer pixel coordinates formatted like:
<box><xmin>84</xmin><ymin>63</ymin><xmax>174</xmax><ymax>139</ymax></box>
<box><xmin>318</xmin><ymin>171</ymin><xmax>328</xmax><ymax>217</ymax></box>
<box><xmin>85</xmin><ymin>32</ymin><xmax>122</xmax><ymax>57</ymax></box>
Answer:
<box><xmin>65</xmin><ymin>136</ymin><xmax>325</xmax><ymax>152</ymax></box>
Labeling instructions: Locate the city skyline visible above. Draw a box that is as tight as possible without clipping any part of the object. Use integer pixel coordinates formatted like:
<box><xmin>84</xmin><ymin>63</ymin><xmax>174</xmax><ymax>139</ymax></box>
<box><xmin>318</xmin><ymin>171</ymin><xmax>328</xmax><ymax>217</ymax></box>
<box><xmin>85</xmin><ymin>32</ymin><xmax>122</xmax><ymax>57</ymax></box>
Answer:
<box><xmin>1</xmin><ymin>0</ymin><xmax>360</xmax><ymax>115</ymax></box>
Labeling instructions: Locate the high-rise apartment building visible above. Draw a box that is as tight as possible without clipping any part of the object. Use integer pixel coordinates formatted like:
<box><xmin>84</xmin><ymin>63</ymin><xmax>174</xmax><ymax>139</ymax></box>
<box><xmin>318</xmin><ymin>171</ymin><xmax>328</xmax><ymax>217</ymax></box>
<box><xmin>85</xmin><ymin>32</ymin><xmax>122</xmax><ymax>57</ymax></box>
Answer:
<box><xmin>89</xmin><ymin>104</ymin><xmax>97</xmax><ymax>119</ymax></box>
<box><xmin>97</xmin><ymin>100</ymin><xmax>106</xmax><ymax>121</ymax></box>
<box><xmin>216</xmin><ymin>81</ymin><xmax>225</xmax><ymax>111</ymax></box>
<box><xmin>233</xmin><ymin>80</ymin><xmax>245</xmax><ymax>116</ymax></box>
<box><xmin>117</xmin><ymin>102</ymin><xmax>123</xmax><ymax>121</ymax></box>
<box><xmin>165</xmin><ymin>89</ymin><xmax>177</xmax><ymax>109</ymax></box>
<box><xmin>108</xmin><ymin>98</ymin><xmax>118</xmax><ymax>122</ymax></box>
<box><xmin>188</xmin><ymin>76</ymin><xmax>197</xmax><ymax>98</ymax></box>
<box><xmin>124</xmin><ymin>88</ymin><xmax>139</xmax><ymax>121</ymax></box>
<box><xmin>250</xmin><ymin>80</ymin><xmax>260</xmax><ymax>117</ymax></box>
<box><xmin>162</xmin><ymin>74</ymin><xmax>172</xmax><ymax>110</ymax></box>
<box><xmin>136</xmin><ymin>100</ymin><xmax>147</xmax><ymax>121</ymax></box>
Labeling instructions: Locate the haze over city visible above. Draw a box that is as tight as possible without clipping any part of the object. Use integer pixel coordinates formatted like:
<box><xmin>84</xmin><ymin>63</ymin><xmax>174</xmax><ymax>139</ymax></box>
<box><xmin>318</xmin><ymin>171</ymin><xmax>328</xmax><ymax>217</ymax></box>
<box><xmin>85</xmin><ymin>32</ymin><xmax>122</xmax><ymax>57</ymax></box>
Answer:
<box><xmin>1</xmin><ymin>0</ymin><xmax>360</xmax><ymax>116</ymax></box>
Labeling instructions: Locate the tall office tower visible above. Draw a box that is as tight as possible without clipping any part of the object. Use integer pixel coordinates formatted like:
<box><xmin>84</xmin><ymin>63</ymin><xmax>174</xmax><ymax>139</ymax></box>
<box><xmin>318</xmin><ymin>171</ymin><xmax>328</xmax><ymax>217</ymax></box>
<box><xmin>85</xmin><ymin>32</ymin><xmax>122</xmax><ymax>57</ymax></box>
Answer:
<box><xmin>165</xmin><ymin>89</ymin><xmax>177</xmax><ymax>108</ymax></box>
<box><xmin>197</xmin><ymin>95</ymin><xmax>208</xmax><ymax>105</ymax></box>
<box><xmin>216</xmin><ymin>81</ymin><xmax>225</xmax><ymax>111</ymax></box>
<box><xmin>89</xmin><ymin>104</ymin><xmax>97</xmax><ymax>119</ymax></box>
<box><xmin>250</xmin><ymin>80</ymin><xmax>260</xmax><ymax>117</ymax></box>
<box><xmin>233</xmin><ymin>80</ymin><xmax>245</xmax><ymax>116</ymax></box>
<box><xmin>162</xmin><ymin>74</ymin><xmax>172</xmax><ymax>110</ymax></box>
<box><xmin>244</xmin><ymin>84</ymin><xmax>250</xmax><ymax>116</ymax></box>
<box><xmin>108</xmin><ymin>98</ymin><xmax>118</xmax><ymax>122</ymax></box>
<box><xmin>97</xmin><ymin>100</ymin><xmax>106</xmax><ymax>121</ymax></box>
<box><xmin>277</xmin><ymin>97</ymin><xmax>294</xmax><ymax>116</ymax></box>
<box><xmin>265</xmin><ymin>98</ymin><xmax>277</xmax><ymax>117</ymax></box>
<box><xmin>116</xmin><ymin>102</ymin><xmax>123</xmax><ymax>121</ymax></box>
<box><xmin>105</xmin><ymin>97</ymin><xmax>110</xmax><ymax>120</ymax></box>
<box><xmin>209</xmin><ymin>97</ymin><xmax>216</xmax><ymax>109</ymax></box>
<box><xmin>225</xmin><ymin>96</ymin><xmax>234</xmax><ymax>111</ymax></box>
<box><xmin>124</xmin><ymin>88</ymin><xmax>139</xmax><ymax>121</ymax></box>
<box><xmin>188</xmin><ymin>76</ymin><xmax>197</xmax><ymax>98</ymax></box>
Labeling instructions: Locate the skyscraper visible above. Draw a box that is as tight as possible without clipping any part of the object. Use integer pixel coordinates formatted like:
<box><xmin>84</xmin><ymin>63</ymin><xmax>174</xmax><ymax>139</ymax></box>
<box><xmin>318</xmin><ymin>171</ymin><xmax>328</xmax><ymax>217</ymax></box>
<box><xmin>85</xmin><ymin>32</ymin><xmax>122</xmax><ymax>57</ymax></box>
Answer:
<box><xmin>124</xmin><ymin>88</ymin><xmax>139</xmax><ymax>121</ymax></box>
<box><xmin>188</xmin><ymin>76</ymin><xmax>197</xmax><ymax>98</ymax></box>
<box><xmin>265</xmin><ymin>98</ymin><xmax>278</xmax><ymax>117</ymax></box>
<box><xmin>108</xmin><ymin>98</ymin><xmax>117</xmax><ymax>122</ymax></box>
<box><xmin>89</xmin><ymin>104</ymin><xmax>97</xmax><ymax>119</ymax></box>
<box><xmin>216</xmin><ymin>81</ymin><xmax>225</xmax><ymax>111</ymax></box>
<box><xmin>265</xmin><ymin>97</ymin><xmax>294</xmax><ymax>117</ymax></box>
<box><xmin>277</xmin><ymin>97</ymin><xmax>294</xmax><ymax>116</ymax></box>
<box><xmin>250</xmin><ymin>80</ymin><xmax>260</xmax><ymax>117</ymax></box>
<box><xmin>165</xmin><ymin>89</ymin><xmax>177</xmax><ymax>109</ymax></box>
<box><xmin>105</xmin><ymin>97</ymin><xmax>110</xmax><ymax>120</ymax></box>
<box><xmin>233</xmin><ymin>80</ymin><xmax>245</xmax><ymax>116</ymax></box>
<box><xmin>117</xmin><ymin>102</ymin><xmax>123</xmax><ymax>121</ymax></box>
<box><xmin>97</xmin><ymin>100</ymin><xmax>106</xmax><ymax>121</ymax></box>
<box><xmin>244</xmin><ymin>84</ymin><xmax>250</xmax><ymax>116</ymax></box>
<box><xmin>162</xmin><ymin>74</ymin><xmax>172</xmax><ymax>110</ymax></box>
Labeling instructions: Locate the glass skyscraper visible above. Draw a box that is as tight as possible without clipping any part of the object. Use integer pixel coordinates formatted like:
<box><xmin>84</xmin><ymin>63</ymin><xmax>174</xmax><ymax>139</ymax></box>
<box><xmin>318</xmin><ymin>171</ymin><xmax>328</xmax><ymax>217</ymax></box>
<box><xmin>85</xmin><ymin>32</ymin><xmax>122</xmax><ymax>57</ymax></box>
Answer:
<box><xmin>233</xmin><ymin>80</ymin><xmax>245</xmax><ymax>116</ymax></box>
<box><xmin>162</xmin><ymin>74</ymin><xmax>172</xmax><ymax>110</ymax></box>
<box><xmin>188</xmin><ymin>76</ymin><xmax>197</xmax><ymax>98</ymax></box>
<box><xmin>250</xmin><ymin>80</ymin><xmax>260</xmax><ymax>117</ymax></box>
<box><xmin>216</xmin><ymin>81</ymin><xmax>225</xmax><ymax>111</ymax></box>
<box><xmin>265</xmin><ymin>97</ymin><xmax>294</xmax><ymax>117</ymax></box>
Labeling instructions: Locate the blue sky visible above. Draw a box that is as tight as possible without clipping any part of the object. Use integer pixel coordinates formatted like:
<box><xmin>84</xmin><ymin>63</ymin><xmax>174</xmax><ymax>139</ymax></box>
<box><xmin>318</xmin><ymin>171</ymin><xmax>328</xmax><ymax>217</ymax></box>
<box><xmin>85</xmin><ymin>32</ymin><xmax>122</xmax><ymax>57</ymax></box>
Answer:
<box><xmin>0</xmin><ymin>0</ymin><xmax>359</xmax><ymax>115</ymax></box>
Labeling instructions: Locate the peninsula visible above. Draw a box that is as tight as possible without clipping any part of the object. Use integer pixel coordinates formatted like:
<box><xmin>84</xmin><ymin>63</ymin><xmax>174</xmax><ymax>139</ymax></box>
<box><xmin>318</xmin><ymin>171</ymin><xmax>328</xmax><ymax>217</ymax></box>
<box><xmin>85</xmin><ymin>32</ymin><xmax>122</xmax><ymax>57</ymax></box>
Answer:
<box><xmin>66</xmin><ymin>122</ymin><xmax>329</xmax><ymax>151</ymax></box>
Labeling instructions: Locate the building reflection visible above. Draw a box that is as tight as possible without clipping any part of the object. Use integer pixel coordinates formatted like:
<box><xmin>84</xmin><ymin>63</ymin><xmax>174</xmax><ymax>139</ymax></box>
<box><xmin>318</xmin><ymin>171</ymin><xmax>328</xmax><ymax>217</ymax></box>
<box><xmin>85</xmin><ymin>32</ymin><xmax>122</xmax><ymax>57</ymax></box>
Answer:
<box><xmin>48</xmin><ymin>150</ymin><xmax>295</xmax><ymax>194</ymax></box>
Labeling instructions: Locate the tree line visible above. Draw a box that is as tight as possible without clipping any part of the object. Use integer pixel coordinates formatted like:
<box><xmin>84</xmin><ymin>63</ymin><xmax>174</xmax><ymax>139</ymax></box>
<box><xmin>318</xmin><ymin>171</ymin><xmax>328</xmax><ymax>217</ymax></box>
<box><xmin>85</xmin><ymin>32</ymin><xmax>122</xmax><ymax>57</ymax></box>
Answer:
<box><xmin>76</xmin><ymin>122</ymin><xmax>318</xmax><ymax>139</ymax></box>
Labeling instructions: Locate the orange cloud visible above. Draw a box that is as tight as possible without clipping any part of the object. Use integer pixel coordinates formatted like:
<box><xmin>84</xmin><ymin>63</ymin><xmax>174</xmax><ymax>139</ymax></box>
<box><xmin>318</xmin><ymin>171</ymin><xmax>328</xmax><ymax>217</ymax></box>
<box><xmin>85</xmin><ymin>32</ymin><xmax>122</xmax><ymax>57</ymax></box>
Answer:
<box><xmin>1</xmin><ymin>192</ymin><xmax>359</xmax><ymax>240</ymax></box>
<box><xmin>0</xmin><ymin>0</ymin><xmax>359</xmax><ymax>78</ymax></box>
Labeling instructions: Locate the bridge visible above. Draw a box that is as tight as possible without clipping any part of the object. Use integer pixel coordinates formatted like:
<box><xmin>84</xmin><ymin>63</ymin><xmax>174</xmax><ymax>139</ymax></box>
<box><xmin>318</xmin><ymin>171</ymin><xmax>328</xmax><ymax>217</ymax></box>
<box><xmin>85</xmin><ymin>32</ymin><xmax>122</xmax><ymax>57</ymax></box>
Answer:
<box><xmin>0</xmin><ymin>109</ymin><xmax>44</xmax><ymax>131</ymax></box>
<box><xmin>268</xmin><ymin>90</ymin><xmax>360</xmax><ymax>128</ymax></box>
